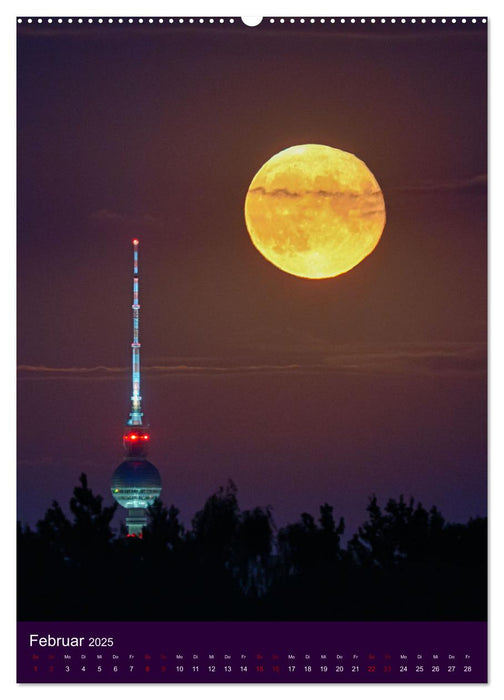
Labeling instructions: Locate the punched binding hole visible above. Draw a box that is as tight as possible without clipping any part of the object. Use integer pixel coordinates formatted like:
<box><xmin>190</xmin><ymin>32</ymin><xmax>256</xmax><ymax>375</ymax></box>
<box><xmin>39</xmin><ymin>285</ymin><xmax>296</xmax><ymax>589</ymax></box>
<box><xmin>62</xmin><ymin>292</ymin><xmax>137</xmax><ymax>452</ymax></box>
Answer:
<box><xmin>241</xmin><ymin>17</ymin><xmax>263</xmax><ymax>27</ymax></box>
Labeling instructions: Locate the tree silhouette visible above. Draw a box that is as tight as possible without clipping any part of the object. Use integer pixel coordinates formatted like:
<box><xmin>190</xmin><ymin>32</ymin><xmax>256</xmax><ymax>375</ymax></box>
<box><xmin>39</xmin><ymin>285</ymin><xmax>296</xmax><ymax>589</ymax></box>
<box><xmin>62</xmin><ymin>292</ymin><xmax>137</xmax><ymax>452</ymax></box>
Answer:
<box><xmin>233</xmin><ymin>506</ymin><xmax>274</xmax><ymax>596</ymax></box>
<box><xmin>143</xmin><ymin>499</ymin><xmax>184</xmax><ymax>553</ymax></box>
<box><xmin>17</xmin><ymin>477</ymin><xmax>487</xmax><ymax>622</ymax></box>
<box><xmin>278</xmin><ymin>504</ymin><xmax>344</xmax><ymax>575</ymax></box>
<box><xmin>348</xmin><ymin>495</ymin><xmax>447</xmax><ymax>569</ymax></box>
<box><xmin>346</xmin><ymin>495</ymin><xmax>487</xmax><ymax>620</ymax></box>
<box><xmin>35</xmin><ymin>500</ymin><xmax>72</xmax><ymax>557</ymax></box>
<box><xmin>183</xmin><ymin>480</ymin><xmax>242</xmax><ymax>618</ymax></box>
<box><xmin>18</xmin><ymin>474</ymin><xmax>117</xmax><ymax>619</ymax></box>
<box><xmin>191</xmin><ymin>480</ymin><xmax>239</xmax><ymax>565</ymax></box>
<box><xmin>68</xmin><ymin>473</ymin><xmax>117</xmax><ymax>561</ymax></box>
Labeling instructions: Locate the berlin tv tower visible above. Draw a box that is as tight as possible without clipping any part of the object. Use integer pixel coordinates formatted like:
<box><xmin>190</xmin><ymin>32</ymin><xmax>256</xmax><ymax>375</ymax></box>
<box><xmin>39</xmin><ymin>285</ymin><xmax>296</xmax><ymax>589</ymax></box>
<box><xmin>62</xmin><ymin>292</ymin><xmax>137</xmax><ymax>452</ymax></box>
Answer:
<box><xmin>111</xmin><ymin>239</ymin><xmax>162</xmax><ymax>536</ymax></box>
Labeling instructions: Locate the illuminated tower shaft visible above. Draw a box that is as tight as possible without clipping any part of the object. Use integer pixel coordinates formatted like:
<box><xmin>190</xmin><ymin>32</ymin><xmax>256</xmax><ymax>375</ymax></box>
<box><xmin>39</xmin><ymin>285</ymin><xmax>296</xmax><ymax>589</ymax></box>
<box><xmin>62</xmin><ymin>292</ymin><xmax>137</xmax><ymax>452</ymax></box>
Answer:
<box><xmin>129</xmin><ymin>239</ymin><xmax>142</xmax><ymax>426</ymax></box>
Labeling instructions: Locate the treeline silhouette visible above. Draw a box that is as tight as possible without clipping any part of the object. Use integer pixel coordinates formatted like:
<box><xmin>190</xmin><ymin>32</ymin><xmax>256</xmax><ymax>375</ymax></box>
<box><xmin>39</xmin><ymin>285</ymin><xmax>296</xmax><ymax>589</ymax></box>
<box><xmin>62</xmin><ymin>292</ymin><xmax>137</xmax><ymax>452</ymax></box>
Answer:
<box><xmin>18</xmin><ymin>474</ymin><xmax>486</xmax><ymax>621</ymax></box>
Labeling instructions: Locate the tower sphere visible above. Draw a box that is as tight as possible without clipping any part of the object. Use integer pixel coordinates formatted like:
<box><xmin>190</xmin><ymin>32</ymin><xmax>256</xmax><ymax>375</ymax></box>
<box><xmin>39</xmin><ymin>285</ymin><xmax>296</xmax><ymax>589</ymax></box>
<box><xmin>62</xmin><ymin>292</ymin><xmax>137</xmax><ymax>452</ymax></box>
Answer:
<box><xmin>111</xmin><ymin>459</ymin><xmax>162</xmax><ymax>509</ymax></box>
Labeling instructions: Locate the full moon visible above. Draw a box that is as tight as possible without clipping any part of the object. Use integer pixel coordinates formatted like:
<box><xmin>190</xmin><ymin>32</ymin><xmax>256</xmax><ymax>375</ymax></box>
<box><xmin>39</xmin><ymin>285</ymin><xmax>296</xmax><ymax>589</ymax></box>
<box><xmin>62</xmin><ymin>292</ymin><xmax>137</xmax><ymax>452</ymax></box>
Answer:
<box><xmin>244</xmin><ymin>144</ymin><xmax>386</xmax><ymax>279</ymax></box>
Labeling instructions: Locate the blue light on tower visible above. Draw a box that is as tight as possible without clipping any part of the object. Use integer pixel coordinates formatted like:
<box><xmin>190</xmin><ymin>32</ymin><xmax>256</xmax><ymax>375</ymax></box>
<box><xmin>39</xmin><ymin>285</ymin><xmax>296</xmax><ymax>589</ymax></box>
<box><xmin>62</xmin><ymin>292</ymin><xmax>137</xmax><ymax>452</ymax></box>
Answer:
<box><xmin>111</xmin><ymin>239</ymin><xmax>162</xmax><ymax>536</ymax></box>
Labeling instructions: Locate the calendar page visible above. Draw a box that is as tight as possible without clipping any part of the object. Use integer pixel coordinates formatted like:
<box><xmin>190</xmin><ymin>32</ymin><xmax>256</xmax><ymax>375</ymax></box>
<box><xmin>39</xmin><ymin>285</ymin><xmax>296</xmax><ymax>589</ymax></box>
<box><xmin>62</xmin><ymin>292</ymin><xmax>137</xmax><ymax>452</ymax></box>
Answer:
<box><xmin>16</xmin><ymin>13</ymin><xmax>487</xmax><ymax>684</ymax></box>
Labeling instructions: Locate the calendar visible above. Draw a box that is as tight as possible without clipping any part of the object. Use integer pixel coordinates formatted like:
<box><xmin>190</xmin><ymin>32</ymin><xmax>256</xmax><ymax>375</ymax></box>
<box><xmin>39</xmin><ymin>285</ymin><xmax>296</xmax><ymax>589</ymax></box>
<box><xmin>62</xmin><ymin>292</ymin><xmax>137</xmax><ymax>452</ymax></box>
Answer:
<box><xmin>17</xmin><ymin>13</ymin><xmax>488</xmax><ymax>685</ymax></box>
<box><xmin>18</xmin><ymin>621</ymin><xmax>486</xmax><ymax>682</ymax></box>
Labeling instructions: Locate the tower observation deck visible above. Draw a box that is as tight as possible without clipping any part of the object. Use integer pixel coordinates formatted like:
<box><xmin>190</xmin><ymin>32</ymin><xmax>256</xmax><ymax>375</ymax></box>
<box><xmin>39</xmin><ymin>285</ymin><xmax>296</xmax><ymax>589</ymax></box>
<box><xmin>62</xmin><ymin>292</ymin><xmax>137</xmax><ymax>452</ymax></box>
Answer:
<box><xmin>111</xmin><ymin>239</ymin><xmax>162</xmax><ymax>536</ymax></box>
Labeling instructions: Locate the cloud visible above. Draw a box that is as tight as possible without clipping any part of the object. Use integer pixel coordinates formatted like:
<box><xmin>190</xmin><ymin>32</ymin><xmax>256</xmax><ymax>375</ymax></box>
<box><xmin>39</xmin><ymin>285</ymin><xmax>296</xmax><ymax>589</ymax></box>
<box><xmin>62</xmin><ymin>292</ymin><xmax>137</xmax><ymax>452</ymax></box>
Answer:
<box><xmin>90</xmin><ymin>209</ymin><xmax>165</xmax><ymax>231</ymax></box>
<box><xmin>393</xmin><ymin>174</ymin><xmax>487</xmax><ymax>194</ymax></box>
<box><xmin>17</xmin><ymin>363</ymin><xmax>306</xmax><ymax>380</ymax></box>
<box><xmin>249</xmin><ymin>187</ymin><xmax>384</xmax><ymax>200</ymax></box>
<box><xmin>18</xmin><ymin>341</ymin><xmax>485</xmax><ymax>380</ymax></box>
<box><xmin>249</xmin><ymin>187</ymin><xmax>300</xmax><ymax>199</ymax></box>
<box><xmin>90</xmin><ymin>209</ymin><xmax>123</xmax><ymax>222</ymax></box>
<box><xmin>319</xmin><ymin>341</ymin><xmax>486</xmax><ymax>376</ymax></box>
<box><xmin>17</xmin><ymin>365</ymin><xmax>126</xmax><ymax>378</ymax></box>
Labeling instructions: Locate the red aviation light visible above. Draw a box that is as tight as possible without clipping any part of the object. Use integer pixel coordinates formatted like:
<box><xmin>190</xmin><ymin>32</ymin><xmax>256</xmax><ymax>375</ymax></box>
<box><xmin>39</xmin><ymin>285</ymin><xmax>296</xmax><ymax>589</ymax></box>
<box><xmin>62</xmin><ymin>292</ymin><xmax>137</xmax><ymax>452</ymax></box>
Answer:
<box><xmin>132</xmin><ymin>238</ymin><xmax>139</xmax><ymax>245</ymax></box>
<box><xmin>123</xmin><ymin>431</ymin><xmax>150</xmax><ymax>442</ymax></box>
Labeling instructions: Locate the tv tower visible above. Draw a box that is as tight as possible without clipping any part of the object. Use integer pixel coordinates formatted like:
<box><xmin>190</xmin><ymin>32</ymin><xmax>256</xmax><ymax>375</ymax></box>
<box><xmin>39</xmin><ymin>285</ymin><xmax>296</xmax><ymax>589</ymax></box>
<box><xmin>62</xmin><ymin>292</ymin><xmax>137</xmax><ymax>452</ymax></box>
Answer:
<box><xmin>111</xmin><ymin>239</ymin><xmax>162</xmax><ymax>536</ymax></box>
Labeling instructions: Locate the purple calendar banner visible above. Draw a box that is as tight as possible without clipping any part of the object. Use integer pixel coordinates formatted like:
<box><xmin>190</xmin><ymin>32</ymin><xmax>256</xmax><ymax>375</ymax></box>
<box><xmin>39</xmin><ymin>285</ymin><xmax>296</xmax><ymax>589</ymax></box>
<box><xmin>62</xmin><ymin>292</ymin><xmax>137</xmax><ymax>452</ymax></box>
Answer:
<box><xmin>18</xmin><ymin>620</ymin><xmax>487</xmax><ymax>683</ymax></box>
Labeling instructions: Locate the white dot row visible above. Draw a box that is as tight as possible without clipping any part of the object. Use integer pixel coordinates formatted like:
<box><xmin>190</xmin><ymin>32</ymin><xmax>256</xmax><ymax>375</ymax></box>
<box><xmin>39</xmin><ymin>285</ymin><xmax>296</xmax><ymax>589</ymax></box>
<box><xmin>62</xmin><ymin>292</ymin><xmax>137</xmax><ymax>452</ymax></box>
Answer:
<box><xmin>270</xmin><ymin>17</ymin><xmax>486</xmax><ymax>24</ymax></box>
<box><xmin>17</xmin><ymin>17</ymin><xmax>488</xmax><ymax>25</ymax></box>
<box><xmin>18</xmin><ymin>18</ymin><xmax>235</xmax><ymax>24</ymax></box>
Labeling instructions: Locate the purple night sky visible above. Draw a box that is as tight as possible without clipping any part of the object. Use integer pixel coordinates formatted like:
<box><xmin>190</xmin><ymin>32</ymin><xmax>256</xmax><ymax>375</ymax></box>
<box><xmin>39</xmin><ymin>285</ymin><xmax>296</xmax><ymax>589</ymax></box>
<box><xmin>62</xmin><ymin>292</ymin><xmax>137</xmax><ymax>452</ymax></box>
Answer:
<box><xmin>17</xmin><ymin>20</ymin><xmax>487</xmax><ymax>538</ymax></box>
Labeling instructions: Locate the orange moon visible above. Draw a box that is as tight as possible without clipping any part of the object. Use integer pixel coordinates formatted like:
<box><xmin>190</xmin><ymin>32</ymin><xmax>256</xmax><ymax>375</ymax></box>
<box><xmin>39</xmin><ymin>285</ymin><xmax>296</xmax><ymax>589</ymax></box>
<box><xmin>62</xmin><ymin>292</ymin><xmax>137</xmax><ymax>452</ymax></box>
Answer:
<box><xmin>244</xmin><ymin>144</ymin><xmax>386</xmax><ymax>279</ymax></box>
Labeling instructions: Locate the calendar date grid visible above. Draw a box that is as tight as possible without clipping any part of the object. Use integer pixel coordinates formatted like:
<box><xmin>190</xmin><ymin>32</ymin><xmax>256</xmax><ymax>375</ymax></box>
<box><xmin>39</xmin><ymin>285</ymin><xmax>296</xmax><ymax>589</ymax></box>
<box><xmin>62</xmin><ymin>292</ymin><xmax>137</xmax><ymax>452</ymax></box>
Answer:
<box><xmin>28</xmin><ymin>648</ymin><xmax>475</xmax><ymax>679</ymax></box>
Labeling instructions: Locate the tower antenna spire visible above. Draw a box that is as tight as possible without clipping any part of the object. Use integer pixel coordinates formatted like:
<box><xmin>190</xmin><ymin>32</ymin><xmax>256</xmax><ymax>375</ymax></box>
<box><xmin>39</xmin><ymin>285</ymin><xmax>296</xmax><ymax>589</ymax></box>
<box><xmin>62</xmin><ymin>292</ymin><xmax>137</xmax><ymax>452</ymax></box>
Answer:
<box><xmin>129</xmin><ymin>238</ymin><xmax>142</xmax><ymax>426</ymax></box>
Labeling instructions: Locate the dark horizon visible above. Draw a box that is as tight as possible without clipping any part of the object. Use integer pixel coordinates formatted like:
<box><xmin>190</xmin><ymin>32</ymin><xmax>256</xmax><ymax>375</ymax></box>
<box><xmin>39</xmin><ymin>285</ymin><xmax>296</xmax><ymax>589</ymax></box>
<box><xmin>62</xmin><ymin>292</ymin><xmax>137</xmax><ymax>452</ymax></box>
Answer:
<box><xmin>18</xmin><ymin>472</ymin><xmax>487</xmax><ymax>622</ymax></box>
<box><xmin>17</xmin><ymin>20</ymin><xmax>487</xmax><ymax>540</ymax></box>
